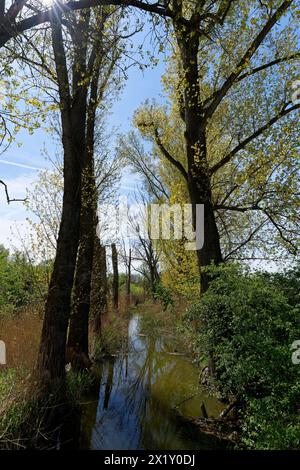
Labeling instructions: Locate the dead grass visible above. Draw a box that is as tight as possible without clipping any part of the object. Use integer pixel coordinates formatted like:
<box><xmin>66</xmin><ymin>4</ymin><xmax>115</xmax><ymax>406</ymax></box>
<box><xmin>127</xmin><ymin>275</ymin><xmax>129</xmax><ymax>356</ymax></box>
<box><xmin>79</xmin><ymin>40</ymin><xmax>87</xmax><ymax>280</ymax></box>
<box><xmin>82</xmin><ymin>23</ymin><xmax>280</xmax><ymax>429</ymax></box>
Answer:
<box><xmin>0</xmin><ymin>305</ymin><xmax>42</xmax><ymax>444</ymax></box>
<box><xmin>0</xmin><ymin>305</ymin><xmax>42</xmax><ymax>371</ymax></box>
<box><xmin>0</xmin><ymin>295</ymin><xmax>136</xmax><ymax>371</ymax></box>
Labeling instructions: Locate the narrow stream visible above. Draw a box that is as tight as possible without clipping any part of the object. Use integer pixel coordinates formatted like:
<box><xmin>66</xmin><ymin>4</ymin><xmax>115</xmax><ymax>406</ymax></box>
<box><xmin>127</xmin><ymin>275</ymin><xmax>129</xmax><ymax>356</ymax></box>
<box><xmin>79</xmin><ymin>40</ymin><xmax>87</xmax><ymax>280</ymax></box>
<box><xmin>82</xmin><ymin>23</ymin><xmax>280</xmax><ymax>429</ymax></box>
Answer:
<box><xmin>80</xmin><ymin>314</ymin><xmax>225</xmax><ymax>450</ymax></box>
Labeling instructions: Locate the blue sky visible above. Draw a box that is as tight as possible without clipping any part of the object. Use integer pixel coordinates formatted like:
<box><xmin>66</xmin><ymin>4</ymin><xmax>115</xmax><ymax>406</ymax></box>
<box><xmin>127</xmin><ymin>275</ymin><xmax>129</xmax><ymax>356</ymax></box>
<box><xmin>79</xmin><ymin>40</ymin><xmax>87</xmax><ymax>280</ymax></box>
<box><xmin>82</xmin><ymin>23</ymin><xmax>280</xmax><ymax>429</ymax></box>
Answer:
<box><xmin>0</xmin><ymin>32</ymin><xmax>167</xmax><ymax>249</ymax></box>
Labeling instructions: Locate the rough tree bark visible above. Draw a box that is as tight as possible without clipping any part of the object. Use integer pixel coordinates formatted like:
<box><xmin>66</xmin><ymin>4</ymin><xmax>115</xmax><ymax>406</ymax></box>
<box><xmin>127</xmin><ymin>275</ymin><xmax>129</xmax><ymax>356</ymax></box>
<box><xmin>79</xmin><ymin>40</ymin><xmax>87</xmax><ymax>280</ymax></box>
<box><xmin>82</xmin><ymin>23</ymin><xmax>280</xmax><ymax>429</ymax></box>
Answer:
<box><xmin>67</xmin><ymin>9</ymin><xmax>119</xmax><ymax>368</ymax></box>
<box><xmin>66</xmin><ymin>159</ymin><xmax>96</xmax><ymax>370</ymax></box>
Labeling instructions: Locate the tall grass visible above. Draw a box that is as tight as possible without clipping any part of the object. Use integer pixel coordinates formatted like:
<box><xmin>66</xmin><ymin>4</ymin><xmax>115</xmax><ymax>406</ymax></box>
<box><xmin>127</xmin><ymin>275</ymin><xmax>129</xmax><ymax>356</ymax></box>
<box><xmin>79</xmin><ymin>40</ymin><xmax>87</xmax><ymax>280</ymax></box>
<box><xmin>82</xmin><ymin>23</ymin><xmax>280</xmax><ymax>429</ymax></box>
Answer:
<box><xmin>0</xmin><ymin>305</ymin><xmax>42</xmax><ymax>370</ymax></box>
<box><xmin>0</xmin><ymin>306</ymin><xmax>42</xmax><ymax>447</ymax></box>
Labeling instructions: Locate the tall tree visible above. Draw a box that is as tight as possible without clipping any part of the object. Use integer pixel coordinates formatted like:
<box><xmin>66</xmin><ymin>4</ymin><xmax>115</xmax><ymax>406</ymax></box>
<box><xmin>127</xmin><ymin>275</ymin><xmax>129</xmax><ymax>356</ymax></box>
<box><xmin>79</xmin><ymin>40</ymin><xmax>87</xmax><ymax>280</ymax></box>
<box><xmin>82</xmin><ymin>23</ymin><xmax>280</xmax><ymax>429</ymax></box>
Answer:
<box><xmin>29</xmin><ymin>5</ymin><xmax>122</xmax><ymax>398</ymax></box>
<box><xmin>128</xmin><ymin>200</ymin><xmax>161</xmax><ymax>298</ymax></box>
<box><xmin>67</xmin><ymin>8</ymin><xmax>122</xmax><ymax>370</ymax></box>
<box><xmin>120</xmin><ymin>241</ymin><xmax>132</xmax><ymax>306</ymax></box>
<box><xmin>32</xmin><ymin>10</ymin><xmax>89</xmax><ymax>400</ymax></box>
<box><xmin>131</xmin><ymin>0</ymin><xmax>300</xmax><ymax>291</ymax></box>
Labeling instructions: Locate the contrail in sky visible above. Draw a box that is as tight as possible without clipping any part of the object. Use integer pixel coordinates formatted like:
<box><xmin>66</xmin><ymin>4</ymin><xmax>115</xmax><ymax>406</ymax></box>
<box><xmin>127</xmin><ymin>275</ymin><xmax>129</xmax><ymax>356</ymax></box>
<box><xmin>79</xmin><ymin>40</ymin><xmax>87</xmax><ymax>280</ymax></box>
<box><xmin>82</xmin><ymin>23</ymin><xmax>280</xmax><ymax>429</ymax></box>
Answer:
<box><xmin>0</xmin><ymin>159</ymin><xmax>41</xmax><ymax>171</ymax></box>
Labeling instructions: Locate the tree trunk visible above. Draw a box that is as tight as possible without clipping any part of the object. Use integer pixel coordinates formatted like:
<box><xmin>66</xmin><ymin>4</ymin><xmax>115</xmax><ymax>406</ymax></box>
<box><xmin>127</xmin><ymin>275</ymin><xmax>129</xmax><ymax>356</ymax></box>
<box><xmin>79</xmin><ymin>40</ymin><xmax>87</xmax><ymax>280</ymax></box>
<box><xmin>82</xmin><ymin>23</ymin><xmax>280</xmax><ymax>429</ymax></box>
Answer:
<box><xmin>31</xmin><ymin>14</ymin><xmax>87</xmax><ymax>400</ymax></box>
<box><xmin>67</xmin><ymin>164</ymin><xmax>95</xmax><ymax>371</ymax></box>
<box><xmin>176</xmin><ymin>27</ymin><xmax>223</xmax><ymax>293</ymax></box>
<box><xmin>111</xmin><ymin>243</ymin><xmax>119</xmax><ymax>311</ymax></box>
<box><xmin>32</xmin><ymin>146</ymin><xmax>81</xmax><ymax>399</ymax></box>
<box><xmin>149</xmin><ymin>266</ymin><xmax>157</xmax><ymax>301</ymax></box>
<box><xmin>91</xmin><ymin>242</ymin><xmax>108</xmax><ymax>337</ymax></box>
<box><xmin>67</xmin><ymin>22</ymin><xmax>104</xmax><ymax>370</ymax></box>
<box><xmin>67</xmin><ymin>101</ymin><xmax>97</xmax><ymax>370</ymax></box>
<box><xmin>173</xmin><ymin>23</ymin><xmax>223</xmax><ymax>376</ymax></box>
<box><xmin>188</xmin><ymin>172</ymin><xmax>223</xmax><ymax>293</ymax></box>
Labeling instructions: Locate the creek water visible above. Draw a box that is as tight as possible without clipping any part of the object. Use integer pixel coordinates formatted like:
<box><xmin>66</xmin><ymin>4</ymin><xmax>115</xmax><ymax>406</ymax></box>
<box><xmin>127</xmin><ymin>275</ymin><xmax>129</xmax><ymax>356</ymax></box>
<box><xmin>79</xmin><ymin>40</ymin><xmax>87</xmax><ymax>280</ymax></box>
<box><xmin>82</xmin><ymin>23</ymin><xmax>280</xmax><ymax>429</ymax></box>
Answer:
<box><xmin>80</xmin><ymin>314</ymin><xmax>225</xmax><ymax>450</ymax></box>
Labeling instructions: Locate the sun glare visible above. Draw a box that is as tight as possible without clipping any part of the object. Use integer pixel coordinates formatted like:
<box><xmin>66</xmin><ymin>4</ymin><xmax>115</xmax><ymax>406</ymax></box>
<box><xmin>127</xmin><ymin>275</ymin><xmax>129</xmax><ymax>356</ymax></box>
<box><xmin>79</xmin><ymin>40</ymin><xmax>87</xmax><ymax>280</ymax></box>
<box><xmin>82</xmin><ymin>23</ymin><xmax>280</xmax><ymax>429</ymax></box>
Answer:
<box><xmin>42</xmin><ymin>0</ymin><xmax>55</xmax><ymax>7</ymax></box>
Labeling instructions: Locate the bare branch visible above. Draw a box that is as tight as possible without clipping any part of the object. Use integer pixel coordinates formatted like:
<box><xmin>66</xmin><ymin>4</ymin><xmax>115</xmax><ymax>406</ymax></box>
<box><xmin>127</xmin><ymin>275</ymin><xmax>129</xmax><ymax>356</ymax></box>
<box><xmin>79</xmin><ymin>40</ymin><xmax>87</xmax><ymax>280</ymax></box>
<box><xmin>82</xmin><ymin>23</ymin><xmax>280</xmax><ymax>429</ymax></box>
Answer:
<box><xmin>264</xmin><ymin>208</ymin><xmax>298</xmax><ymax>255</ymax></box>
<box><xmin>224</xmin><ymin>219</ymin><xmax>268</xmax><ymax>260</ymax></box>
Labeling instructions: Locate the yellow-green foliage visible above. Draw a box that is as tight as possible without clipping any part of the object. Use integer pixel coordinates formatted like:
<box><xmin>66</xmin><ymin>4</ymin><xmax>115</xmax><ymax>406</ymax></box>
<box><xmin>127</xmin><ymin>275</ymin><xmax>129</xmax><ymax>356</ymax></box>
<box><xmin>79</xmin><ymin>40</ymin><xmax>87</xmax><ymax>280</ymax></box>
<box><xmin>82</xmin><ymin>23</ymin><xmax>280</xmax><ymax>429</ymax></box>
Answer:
<box><xmin>133</xmin><ymin>96</ymin><xmax>199</xmax><ymax>299</ymax></box>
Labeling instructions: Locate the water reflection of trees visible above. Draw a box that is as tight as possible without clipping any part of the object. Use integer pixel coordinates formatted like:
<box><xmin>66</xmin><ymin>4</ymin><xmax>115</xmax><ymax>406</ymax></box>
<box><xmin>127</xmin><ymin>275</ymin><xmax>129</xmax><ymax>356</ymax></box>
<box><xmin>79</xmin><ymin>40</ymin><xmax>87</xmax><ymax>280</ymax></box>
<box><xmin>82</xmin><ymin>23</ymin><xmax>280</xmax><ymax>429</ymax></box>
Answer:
<box><xmin>103</xmin><ymin>358</ymin><xmax>115</xmax><ymax>409</ymax></box>
<box><xmin>89</xmin><ymin>316</ymin><xmax>204</xmax><ymax>450</ymax></box>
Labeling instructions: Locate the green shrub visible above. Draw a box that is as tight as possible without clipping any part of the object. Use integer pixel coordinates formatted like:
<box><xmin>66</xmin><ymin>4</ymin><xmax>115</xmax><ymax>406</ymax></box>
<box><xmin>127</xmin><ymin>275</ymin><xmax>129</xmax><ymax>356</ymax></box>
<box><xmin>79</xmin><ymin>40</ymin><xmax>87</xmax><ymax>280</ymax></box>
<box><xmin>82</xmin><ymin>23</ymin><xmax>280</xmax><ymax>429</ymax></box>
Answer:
<box><xmin>130</xmin><ymin>283</ymin><xmax>144</xmax><ymax>297</ymax></box>
<box><xmin>186</xmin><ymin>264</ymin><xmax>300</xmax><ymax>449</ymax></box>
<box><xmin>153</xmin><ymin>282</ymin><xmax>174</xmax><ymax>310</ymax></box>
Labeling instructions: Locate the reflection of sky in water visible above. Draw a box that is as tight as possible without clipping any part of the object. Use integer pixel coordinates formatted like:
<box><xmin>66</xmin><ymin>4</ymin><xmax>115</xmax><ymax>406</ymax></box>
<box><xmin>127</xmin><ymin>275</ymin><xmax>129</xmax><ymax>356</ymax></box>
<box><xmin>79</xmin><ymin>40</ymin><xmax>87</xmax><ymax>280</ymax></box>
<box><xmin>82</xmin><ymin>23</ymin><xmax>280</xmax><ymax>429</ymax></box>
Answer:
<box><xmin>86</xmin><ymin>315</ymin><xmax>224</xmax><ymax>450</ymax></box>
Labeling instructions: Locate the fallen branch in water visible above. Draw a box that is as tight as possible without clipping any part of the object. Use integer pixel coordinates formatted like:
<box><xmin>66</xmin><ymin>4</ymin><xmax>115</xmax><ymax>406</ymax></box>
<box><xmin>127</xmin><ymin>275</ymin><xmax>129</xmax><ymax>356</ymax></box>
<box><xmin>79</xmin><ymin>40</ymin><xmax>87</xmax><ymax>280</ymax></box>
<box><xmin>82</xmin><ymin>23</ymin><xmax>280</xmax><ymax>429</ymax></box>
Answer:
<box><xmin>174</xmin><ymin>394</ymin><xmax>195</xmax><ymax>409</ymax></box>
<box><xmin>164</xmin><ymin>351</ymin><xmax>186</xmax><ymax>356</ymax></box>
<box><xmin>219</xmin><ymin>401</ymin><xmax>238</xmax><ymax>419</ymax></box>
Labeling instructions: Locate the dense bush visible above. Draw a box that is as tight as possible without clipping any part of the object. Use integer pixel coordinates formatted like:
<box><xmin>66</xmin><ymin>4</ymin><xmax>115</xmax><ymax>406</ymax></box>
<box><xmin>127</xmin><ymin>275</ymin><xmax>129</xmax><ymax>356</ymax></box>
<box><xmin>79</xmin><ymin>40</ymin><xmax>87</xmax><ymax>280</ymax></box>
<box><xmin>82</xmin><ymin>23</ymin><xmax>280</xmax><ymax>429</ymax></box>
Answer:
<box><xmin>186</xmin><ymin>264</ymin><xmax>300</xmax><ymax>449</ymax></box>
